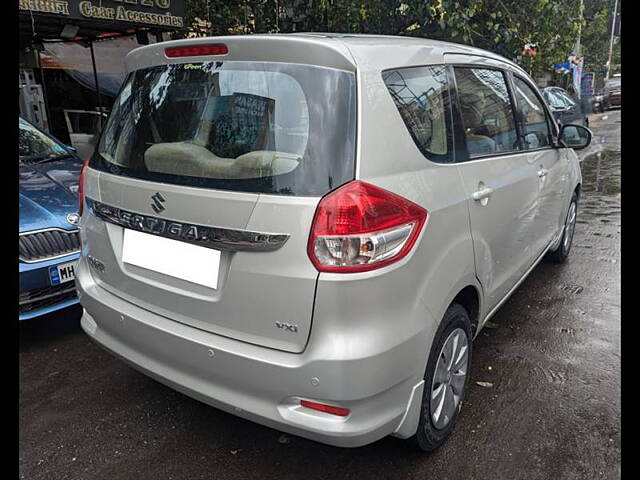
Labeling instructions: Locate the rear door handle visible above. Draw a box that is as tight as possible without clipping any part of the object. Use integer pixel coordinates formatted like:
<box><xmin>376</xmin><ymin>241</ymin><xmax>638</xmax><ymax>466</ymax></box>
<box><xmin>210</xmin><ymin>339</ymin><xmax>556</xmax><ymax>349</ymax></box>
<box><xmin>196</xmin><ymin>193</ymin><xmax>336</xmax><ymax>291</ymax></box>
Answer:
<box><xmin>472</xmin><ymin>187</ymin><xmax>494</xmax><ymax>201</ymax></box>
<box><xmin>537</xmin><ymin>168</ymin><xmax>549</xmax><ymax>177</ymax></box>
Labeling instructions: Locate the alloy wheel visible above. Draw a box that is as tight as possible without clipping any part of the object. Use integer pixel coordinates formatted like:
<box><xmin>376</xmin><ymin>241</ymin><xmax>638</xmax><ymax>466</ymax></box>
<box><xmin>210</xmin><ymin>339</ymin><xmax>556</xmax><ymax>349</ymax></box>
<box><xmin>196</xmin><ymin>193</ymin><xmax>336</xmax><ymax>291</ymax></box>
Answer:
<box><xmin>563</xmin><ymin>201</ymin><xmax>577</xmax><ymax>253</ymax></box>
<box><xmin>430</xmin><ymin>328</ymin><xmax>469</xmax><ymax>430</ymax></box>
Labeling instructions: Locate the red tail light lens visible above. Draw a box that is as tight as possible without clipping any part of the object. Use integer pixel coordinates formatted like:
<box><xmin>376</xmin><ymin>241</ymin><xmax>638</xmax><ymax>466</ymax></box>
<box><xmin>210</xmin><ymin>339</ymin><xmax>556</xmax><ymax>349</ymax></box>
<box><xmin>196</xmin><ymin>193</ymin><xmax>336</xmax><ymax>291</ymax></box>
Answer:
<box><xmin>308</xmin><ymin>181</ymin><xmax>427</xmax><ymax>273</ymax></box>
<box><xmin>165</xmin><ymin>44</ymin><xmax>228</xmax><ymax>58</ymax></box>
<box><xmin>300</xmin><ymin>400</ymin><xmax>350</xmax><ymax>417</ymax></box>
<box><xmin>78</xmin><ymin>157</ymin><xmax>90</xmax><ymax>216</ymax></box>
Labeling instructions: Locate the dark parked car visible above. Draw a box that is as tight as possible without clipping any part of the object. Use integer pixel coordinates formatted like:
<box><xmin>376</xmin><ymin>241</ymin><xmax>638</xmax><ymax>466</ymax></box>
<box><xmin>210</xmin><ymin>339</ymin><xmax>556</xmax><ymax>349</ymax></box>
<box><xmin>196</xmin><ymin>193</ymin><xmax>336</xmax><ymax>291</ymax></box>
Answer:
<box><xmin>542</xmin><ymin>87</ymin><xmax>589</xmax><ymax>128</ymax></box>
<box><xmin>19</xmin><ymin>117</ymin><xmax>83</xmax><ymax>320</ymax></box>
<box><xmin>603</xmin><ymin>75</ymin><xmax>621</xmax><ymax>110</ymax></box>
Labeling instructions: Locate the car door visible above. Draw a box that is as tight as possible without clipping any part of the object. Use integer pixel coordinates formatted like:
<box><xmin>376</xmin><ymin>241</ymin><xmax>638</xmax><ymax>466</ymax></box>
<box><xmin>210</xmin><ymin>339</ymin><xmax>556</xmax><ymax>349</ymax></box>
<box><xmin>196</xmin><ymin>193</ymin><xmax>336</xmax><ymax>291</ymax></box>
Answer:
<box><xmin>447</xmin><ymin>59</ymin><xmax>544</xmax><ymax>315</ymax></box>
<box><xmin>63</xmin><ymin>110</ymin><xmax>107</xmax><ymax>159</ymax></box>
<box><xmin>511</xmin><ymin>76</ymin><xmax>569</xmax><ymax>247</ymax></box>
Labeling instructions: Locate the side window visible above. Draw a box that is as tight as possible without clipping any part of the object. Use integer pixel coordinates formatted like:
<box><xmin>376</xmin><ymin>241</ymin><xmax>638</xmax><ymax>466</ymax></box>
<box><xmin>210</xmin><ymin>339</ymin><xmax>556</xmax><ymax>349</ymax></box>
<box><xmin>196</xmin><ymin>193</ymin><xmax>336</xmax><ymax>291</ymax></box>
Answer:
<box><xmin>382</xmin><ymin>65</ymin><xmax>453</xmax><ymax>163</ymax></box>
<box><xmin>512</xmin><ymin>77</ymin><xmax>552</xmax><ymax>150</ymax></box>
<box><xmin>454</xmin><ymin>67</ymin><xmax>518</xmax><ymax>157</ymax></box>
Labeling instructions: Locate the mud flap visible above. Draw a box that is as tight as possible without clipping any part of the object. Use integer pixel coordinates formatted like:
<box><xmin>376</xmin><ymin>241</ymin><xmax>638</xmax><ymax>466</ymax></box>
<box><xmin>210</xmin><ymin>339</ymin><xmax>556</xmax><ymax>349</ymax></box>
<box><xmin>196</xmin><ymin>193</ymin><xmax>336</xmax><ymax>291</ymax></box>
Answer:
<box><xmin>391</xmin><ymin>380</ymin><xmax>425</xmax><ymax>439</ymax></box>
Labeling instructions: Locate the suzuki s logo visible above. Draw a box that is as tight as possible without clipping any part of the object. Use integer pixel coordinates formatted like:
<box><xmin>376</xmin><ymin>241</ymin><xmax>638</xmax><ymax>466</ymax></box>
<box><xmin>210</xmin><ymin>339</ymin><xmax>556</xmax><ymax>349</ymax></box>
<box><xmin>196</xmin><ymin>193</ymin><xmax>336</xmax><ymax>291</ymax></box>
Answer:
<box><xmin>150</xmin><ymin>192</ymin><xmax>166</xmax><ymax>213</ymax></box>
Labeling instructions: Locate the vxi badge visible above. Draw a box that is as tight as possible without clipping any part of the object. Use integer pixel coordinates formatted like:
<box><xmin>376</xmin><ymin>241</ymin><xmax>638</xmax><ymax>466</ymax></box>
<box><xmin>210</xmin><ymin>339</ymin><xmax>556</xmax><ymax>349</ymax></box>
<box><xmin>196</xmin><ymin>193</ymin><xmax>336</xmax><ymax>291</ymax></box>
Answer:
<box><xmin>275</xmin><ymin>321</ymin><xmax>299</xmax><ymax>333</ymax></box>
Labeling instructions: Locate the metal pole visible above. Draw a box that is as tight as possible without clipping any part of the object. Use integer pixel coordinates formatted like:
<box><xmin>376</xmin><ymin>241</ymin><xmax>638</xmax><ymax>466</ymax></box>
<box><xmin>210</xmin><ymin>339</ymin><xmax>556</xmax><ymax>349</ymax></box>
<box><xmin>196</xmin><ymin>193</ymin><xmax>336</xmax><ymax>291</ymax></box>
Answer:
<box><xmin>35</xmin><ymin>44</ymin><xmax>52</xmax><ymax>133</ymax></box>
<box><xmin>606</xmin><ymin>0</ymin><xmax>619</xmax><ymax>80</ymax></box>
<box><xmin>89</xmin><ymin>38</ymin><xmax>103</xmax><ymax>127</ymax></box>
<box><xmin>244</xmin><ymin>0</ymin><xmax>248</xmax><ymax>33</ymax></box>
<box><xmin>207</xmin><ymin>0</ymin><xmax>210</xmax><ymax>35</ymax></box>
<box><xmin>575</xmin><ymin>0</ymin><xmax>583</xmax><ymax>99</ymax></box>
<box><xmin>576</xmin><ymin>0</ymin><xmax>583</xmax><ymax>57</ymax></box>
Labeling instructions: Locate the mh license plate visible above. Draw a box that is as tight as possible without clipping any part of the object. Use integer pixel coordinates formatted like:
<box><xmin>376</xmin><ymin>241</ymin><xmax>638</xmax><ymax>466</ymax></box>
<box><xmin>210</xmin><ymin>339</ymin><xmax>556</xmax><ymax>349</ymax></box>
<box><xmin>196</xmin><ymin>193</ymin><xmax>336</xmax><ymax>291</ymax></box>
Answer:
<box><xmin>49</xmin><ymin>261</ymin><xmax>77</xmax><ymax>286</ymax></box>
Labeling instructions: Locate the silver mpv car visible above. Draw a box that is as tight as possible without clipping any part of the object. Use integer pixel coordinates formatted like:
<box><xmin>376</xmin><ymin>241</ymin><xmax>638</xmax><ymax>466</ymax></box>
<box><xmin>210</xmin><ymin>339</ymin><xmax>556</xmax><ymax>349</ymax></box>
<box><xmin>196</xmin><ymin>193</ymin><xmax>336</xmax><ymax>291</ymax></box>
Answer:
<box><xmin>76</xmin><ymin>34</ymin><xmax>590</xmax><ymax>451</ymax></box>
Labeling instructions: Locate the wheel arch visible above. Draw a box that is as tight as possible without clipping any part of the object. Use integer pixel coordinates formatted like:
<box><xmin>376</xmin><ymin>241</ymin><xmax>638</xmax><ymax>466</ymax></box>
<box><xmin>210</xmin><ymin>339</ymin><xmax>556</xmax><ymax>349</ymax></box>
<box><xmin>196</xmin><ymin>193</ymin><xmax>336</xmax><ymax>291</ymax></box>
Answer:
<box><xmin>574</xmin><ymin>182</ymin><xmax>582</xmax><ymax>199</ymax></box>
<box><xmin>427</xmin><ymin>277</ymin><xmax>484</xmax><ymax>339</ymax></box>
<box><xmin>451</xmin><ymin>285</ymin><xmax>481</xmax><ymax>335</ymax></box>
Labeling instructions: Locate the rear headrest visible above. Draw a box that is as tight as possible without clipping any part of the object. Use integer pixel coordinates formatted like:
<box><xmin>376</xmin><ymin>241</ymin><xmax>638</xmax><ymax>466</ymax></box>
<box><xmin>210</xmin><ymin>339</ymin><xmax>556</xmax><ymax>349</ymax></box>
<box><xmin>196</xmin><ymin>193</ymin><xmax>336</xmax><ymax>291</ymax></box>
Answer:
<box><xmin>143</xmin><ymin>142</ymin><xmax>300</xmax><ymax>179</ymax></box>
<box><xmin>459</xmin><ymin>92</ymin><xmax>484</xmax><ymax>130</ymax></box>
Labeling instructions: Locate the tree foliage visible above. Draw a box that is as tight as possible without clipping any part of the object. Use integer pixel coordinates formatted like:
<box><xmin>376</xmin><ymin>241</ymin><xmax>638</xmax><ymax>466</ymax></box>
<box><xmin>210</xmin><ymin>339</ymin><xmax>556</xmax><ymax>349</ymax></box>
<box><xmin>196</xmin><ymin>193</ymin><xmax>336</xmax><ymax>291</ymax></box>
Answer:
<box><xmin>181</xmin><ymin>0</ymin><xmax>618</xmax><ymax>81</ymax></box>
<box><xmin>582</xmin><ymin>0</ymin><xmax>621</xmax><ymax>88</ymax></box>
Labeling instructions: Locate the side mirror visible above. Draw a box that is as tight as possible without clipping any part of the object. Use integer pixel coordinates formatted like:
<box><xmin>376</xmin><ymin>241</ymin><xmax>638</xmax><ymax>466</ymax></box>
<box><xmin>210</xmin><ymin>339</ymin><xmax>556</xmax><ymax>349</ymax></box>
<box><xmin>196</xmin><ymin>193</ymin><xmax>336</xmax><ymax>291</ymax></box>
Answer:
<box><xmin>558</xmin><ymin>124</ymin><xmax>592</xmax><ymax>150</ymax></box>
<box><xmin>65</xmin><ymin>145</ymin><xmax>78</xmax><ymax>153</ymax></box>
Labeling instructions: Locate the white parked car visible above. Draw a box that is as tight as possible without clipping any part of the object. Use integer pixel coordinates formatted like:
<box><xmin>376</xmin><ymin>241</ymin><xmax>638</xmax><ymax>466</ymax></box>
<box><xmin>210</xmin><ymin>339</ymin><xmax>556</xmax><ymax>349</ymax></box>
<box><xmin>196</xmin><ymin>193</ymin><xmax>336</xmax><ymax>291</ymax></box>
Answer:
<box><xmin>75</xmin><ymin>34</ymin><xmax>590</xmax><ymax>451</ymax></box>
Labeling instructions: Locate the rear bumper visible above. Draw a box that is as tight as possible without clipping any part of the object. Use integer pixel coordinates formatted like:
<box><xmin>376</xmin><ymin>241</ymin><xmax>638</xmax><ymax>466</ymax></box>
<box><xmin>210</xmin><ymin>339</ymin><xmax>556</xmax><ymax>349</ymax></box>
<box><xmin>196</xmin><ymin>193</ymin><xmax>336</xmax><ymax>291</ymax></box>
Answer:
<box><xmin>76</xmin><ymin>259</ymin><xmax>427</xmax><ymax>448</ymax></box>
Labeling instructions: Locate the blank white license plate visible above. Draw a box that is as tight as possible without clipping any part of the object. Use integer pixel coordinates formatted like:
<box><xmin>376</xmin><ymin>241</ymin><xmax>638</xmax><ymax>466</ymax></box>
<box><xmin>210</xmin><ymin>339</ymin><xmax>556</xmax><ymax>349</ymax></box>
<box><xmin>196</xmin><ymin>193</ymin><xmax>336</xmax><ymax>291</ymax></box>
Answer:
<box><xmin>49</xmin><ymin>261</ymin><xmax>77</xmax><ymax>286</ymax></box>
<box><xmin>122</xmin><ymin>229</ymin><xmax>221</xmax><ymax>289</ymax></box>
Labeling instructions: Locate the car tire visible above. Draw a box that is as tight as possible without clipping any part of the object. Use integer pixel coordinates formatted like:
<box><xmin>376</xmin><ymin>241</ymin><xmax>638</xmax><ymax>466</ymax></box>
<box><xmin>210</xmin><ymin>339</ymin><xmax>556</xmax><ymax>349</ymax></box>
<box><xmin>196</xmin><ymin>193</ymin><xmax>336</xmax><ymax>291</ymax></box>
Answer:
<box><xmin>548</xmin><ymin>192</ymin><xmax>578</xmax><ymax>264</ymax></box>
<box><xmin>410</xmin><ymin>303</ymin><xmax>473</xmax><ymax>452</ymax></box>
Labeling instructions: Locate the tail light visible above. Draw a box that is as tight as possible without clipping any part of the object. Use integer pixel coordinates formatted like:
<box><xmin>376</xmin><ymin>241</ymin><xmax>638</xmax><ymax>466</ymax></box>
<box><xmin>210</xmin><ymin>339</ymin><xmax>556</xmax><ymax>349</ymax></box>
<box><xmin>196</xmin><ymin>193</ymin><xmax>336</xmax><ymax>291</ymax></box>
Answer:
<box><xmin>78</xmin><ymin>157</ymin><xmax>90</xmax><ymax>216</ymax></box>
<box><xmin>308</xmin><ymin>181</ymin><xmax>427</xmax><ymax>273</ymax></box>
<box><xmin>300</xmin><ymin>400</ymin><xmax>350</xmax><ymax>417</ymax></box>
<box><xmin>165</xmin><ymin>44</ymin><xmax>228</xmax><ymax>58</ymax></box>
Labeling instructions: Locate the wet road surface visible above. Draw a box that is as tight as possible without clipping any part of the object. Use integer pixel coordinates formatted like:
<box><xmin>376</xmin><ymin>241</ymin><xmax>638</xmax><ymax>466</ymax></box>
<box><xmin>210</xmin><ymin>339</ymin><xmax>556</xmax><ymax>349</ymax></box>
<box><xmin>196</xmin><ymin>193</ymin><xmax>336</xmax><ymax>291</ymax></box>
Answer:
<box><xmin>19</xmin><ymin>110</ymin><xmax>621</xmax><ymax>479</ymax></box>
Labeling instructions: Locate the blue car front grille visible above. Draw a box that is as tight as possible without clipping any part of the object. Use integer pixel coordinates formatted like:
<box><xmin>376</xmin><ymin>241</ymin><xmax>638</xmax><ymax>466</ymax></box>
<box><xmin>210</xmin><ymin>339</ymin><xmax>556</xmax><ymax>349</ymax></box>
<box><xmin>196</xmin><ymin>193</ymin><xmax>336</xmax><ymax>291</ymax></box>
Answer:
<box><xmin>19</xmin><ymin>228</ymin><xmax>80</xmax><ymax>263</ymax></box>
<box><xmin>19</xmin><ymin>283</ymin><xmax>77</xmax><ymax>314</ymax></box>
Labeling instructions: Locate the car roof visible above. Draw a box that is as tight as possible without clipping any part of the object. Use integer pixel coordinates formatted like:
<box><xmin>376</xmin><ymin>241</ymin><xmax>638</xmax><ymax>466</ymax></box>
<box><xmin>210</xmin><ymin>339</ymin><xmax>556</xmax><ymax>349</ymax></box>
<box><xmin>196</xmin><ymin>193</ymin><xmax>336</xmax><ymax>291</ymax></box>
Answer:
<box><xmin>125</xmin><ymin>33</ymin><xmax>526</xmax><ymax>77</ymax></box>
<box><xmin>296</xmin><ymin>32</ymin><xmax>521</xmax><ymax>64</ymax></box>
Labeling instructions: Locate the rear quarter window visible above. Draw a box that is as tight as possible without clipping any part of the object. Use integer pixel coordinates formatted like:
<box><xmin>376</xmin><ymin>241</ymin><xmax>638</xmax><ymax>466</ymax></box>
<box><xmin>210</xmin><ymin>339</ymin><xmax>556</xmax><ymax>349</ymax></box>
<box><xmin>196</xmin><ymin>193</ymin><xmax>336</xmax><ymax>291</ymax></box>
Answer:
<box><xmin>382</xmin><ymin>65</ymin><xmax>454</xmax><ymax>163</ymax></box>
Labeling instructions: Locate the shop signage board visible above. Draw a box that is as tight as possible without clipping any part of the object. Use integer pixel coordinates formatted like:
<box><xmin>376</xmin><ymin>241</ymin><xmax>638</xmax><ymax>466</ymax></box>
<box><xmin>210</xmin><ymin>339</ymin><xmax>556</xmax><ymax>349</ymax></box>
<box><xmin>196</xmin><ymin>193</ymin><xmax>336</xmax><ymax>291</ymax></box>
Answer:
<box><xmin>581</xmin><ymin>73</ymin><xmax>594</xmax><ymax>98</ymax></box>
<box><xmin>19</xmin><ymin>0</ymin><xmax>185</xmax><ymax>29</ymax></box>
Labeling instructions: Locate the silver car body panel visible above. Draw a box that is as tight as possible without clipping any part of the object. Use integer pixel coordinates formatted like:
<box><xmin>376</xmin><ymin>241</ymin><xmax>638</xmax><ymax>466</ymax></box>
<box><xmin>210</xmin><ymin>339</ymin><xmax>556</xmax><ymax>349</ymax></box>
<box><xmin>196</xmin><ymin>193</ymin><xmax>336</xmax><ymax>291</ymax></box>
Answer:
<box><xmin>77</xmin><ymin>34</ymin><xmax>582</xmax><ymax>447</ymax></box>
<box><xmin>82</xmin><ymin>169</ymin><xmax>319</xmax><ymax>353</ymax></box>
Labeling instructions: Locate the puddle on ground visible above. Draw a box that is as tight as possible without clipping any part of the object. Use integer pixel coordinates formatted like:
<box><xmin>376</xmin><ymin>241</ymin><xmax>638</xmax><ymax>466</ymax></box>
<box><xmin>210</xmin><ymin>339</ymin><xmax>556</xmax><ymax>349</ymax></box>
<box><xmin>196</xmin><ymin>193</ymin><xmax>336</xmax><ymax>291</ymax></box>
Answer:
<box><xmin>579</xmin><ymin>149</ymin><xmax>621</xmax><ymax>224</ymax></box>
<box><xmin>581</xmin><ymin>149</ymin><xmax>620</xmax><ymax>197</ymax></box>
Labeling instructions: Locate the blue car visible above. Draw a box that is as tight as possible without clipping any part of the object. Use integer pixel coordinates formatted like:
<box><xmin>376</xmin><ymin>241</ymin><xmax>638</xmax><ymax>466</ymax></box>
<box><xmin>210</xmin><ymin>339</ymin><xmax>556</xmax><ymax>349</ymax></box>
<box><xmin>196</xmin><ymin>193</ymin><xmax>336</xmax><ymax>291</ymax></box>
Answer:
<box><xmin>19</xmin><ymin>117</ymin><xmax>83</xmax><ymax>320</ymax></box>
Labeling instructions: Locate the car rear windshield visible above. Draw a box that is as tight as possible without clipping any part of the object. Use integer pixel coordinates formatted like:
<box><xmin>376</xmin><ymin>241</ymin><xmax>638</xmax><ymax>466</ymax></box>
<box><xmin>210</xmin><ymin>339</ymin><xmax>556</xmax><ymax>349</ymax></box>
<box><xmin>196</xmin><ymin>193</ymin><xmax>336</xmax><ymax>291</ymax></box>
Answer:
<box><xmin>93</xmin><ymin>61</ymin><xmax>357</xmax><ymax>196</ymax></box>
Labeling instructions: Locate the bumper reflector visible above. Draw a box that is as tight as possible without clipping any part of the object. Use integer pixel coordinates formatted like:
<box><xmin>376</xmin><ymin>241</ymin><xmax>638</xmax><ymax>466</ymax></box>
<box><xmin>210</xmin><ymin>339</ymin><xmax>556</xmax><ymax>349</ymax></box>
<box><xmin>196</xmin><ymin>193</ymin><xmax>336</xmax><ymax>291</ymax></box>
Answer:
<box><xmin>300</xmin><ymin>400</ymin><xmax>350</xmax><ymax>417</ymax></box>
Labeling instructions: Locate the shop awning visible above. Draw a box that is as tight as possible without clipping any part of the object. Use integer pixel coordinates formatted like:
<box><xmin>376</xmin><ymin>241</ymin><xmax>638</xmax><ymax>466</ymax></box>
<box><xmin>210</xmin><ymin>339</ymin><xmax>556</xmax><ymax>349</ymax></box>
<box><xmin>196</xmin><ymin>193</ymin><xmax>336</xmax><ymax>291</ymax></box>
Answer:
<box><xmin>19</xmin><ymin>0</ymin><xmax>185</xmax><ymax>41</ymax></box>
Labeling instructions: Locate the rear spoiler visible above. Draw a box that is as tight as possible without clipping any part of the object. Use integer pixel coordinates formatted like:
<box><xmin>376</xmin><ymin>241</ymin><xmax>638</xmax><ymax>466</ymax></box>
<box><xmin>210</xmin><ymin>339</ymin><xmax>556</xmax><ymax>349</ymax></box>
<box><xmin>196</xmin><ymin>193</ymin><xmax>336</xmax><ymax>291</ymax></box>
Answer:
<box><xmin>125</xmin><ymin>35</ymin><xmax>357</xmax><ymax>74</ymax></box>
